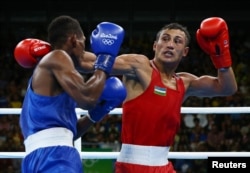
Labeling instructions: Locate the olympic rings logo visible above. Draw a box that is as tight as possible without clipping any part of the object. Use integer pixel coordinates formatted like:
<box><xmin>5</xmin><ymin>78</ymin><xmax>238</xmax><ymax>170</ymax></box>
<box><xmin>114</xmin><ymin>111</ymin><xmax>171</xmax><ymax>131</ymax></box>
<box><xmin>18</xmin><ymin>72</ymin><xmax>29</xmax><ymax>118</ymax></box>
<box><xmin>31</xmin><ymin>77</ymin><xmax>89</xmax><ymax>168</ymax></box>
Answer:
<box><xmin>102</xmin><ymin>38</ymin><xmax>114</xmax><ymax>45</ymax></box>
<box><xmin>83</xmin><ymin>159</ymin><xmax>99</xmax><ymax>168</ymax></box>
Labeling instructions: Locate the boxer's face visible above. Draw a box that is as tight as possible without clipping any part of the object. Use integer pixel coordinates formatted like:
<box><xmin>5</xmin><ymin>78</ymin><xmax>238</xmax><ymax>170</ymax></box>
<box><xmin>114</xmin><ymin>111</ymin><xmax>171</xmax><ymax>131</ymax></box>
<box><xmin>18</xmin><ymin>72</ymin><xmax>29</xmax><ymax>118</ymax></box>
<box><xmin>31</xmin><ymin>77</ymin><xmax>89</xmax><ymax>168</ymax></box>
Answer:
<box><xmin>153</xmin><ymin>29</ymin><xmax>189</xmax><ymax>64</ymax></box>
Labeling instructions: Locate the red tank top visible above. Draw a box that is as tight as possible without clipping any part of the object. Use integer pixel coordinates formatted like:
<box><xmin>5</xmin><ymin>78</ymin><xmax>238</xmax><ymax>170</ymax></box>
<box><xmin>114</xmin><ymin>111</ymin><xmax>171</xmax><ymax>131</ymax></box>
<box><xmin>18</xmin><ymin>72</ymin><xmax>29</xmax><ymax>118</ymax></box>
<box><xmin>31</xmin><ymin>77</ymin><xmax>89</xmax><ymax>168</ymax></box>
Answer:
<box><xmin>121</xmin><ymin>66</ymin><xmax>185</xmax><ymax>146</ymax></box>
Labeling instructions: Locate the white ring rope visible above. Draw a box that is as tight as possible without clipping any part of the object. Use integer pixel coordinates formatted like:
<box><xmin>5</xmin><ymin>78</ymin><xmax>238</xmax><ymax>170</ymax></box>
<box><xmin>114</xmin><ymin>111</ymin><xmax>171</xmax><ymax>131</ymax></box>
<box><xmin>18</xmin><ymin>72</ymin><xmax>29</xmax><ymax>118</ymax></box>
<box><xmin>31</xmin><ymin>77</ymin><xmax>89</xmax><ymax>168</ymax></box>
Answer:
<box><xmin>1</xmin><ymin>107</ymin><xmax>250</xmax><ymax>115</ymax></box>
<box><xmin>1</xmin><ymin>107</ymin><xmax>249</xmax><ymax>159</ymax></box>
<box><xmin>0</xmin><ymin>152</ymin><xmax>250</xmax><ymax>159</ymax></box>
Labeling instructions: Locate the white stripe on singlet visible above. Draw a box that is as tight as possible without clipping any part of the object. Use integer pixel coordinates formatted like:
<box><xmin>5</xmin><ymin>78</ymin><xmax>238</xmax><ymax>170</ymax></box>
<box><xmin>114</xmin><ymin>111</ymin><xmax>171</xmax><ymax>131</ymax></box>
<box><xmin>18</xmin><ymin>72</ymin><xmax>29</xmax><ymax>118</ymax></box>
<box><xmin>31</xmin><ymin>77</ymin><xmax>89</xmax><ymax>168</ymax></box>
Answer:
<box><xmin>24</xmin><ymin>127</ymin><xmax>74</xmax><ymax>155</ymax></box>
<box><xmin>117</xmin><ymin>144</ymin><xmax>170</xmax><ymax>166</ymax></box>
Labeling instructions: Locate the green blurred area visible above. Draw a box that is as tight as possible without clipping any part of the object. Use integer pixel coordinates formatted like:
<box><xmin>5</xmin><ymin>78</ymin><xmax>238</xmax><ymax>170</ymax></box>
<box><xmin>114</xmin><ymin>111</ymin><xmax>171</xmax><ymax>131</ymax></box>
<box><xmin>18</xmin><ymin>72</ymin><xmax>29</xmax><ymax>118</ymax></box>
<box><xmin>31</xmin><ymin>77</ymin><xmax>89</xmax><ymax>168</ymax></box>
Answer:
<box><xmin>82</xmin><ymin>148</ymin><xmax>114</xmax><ymax>173</ymax></box>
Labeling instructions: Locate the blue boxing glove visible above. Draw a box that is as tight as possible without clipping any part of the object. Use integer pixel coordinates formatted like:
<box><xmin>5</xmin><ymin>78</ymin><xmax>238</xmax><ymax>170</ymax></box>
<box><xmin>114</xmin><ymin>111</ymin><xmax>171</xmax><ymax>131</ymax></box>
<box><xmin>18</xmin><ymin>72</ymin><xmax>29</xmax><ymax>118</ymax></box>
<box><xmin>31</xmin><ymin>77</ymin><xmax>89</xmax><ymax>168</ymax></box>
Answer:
<box><xmin>90</xmin><ymin>22</ymin><xmax>125</xmax><ymax>75</ymax></box>
<box><xmin>87</xmin><ymin>77</ymin><xmax>127</xmax><ymax>123</ymax></box>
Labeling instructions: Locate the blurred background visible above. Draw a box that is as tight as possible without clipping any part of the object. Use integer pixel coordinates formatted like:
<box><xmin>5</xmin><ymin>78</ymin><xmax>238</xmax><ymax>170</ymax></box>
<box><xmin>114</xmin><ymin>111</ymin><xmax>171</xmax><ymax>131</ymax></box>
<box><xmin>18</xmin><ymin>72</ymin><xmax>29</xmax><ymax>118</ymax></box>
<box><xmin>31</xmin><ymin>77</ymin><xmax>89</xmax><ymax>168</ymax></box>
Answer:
<box><xmin>1</xmin><ymin>1</ymin><xmax>250</xmax><ymax>172</ymax></box>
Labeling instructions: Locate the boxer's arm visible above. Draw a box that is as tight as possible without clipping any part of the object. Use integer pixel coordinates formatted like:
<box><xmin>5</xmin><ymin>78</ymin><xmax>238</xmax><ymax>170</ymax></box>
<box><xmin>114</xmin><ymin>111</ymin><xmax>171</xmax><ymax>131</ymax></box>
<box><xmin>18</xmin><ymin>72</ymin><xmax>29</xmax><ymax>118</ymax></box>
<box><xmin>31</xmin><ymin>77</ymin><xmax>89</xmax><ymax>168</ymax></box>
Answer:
<box><xmin>74</xmin><ymin>77</ymin><xmax>126</xmax><ymax>140</ymax></box>
<box><xmin>185</xmin><ymin>17</ymin><xmax>237</xmax><ymax>98</ymax></box>
<box><xmin>79</xmin><ymin>51</ymin><xmax>151</xmax><ymax>76</ymax></box>
<box><xmin>82</xmin><ymin>51</ymin><xmax>96</xmax><ymax>69</ymax></box>
<box><xmin>77</xmin><ymin>51</ymin><xmax>96</xmax><ymax>73</ymax></box>
<box><xmin>111</xmin><ymin>53</ymin><xmax>151</xmax><ymax>76</ymax></box>
<box><xmin>180</xmin><ymin>71</ymin><xmax>236</xmax><ymax>99</ymax></box>
<box><xmin>74</xmin><ymin>116</ymin><xmax>93</xmax><ymax>140</ymax></box>
<box><xmin>33</xmin><ymin>50</ymin><xmax>107</xmax><ymax>110</ymax></box>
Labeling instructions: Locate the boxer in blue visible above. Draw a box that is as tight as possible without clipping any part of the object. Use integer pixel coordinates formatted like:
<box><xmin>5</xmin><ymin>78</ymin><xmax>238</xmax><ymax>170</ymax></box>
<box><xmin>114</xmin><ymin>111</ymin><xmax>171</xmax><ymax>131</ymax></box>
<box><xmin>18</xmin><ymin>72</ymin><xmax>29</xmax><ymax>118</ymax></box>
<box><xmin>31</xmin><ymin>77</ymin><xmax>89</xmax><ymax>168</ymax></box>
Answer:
<box><xmin>14</xmin><ymin>15</ymin><xmax>126</xmax><ymax>173</ymax></box>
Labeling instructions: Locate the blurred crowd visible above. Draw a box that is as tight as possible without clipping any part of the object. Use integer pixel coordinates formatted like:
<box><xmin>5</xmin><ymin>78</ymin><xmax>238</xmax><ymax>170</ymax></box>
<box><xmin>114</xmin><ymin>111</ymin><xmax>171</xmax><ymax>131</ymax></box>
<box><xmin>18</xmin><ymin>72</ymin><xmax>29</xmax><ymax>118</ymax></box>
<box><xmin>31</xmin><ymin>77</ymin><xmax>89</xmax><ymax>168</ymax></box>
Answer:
<box><xmin>0</xmin><ymin>23</ymin><xmax>250</xmax><ymax>173</ymax></box>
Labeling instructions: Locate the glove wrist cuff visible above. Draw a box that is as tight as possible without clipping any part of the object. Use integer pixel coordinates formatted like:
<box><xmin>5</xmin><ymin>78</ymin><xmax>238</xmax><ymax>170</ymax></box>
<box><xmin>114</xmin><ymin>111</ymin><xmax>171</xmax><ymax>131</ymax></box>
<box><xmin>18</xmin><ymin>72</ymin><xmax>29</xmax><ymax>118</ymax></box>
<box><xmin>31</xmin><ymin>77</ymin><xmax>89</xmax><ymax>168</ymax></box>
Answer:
<box><xmin>211</xmin><ymin>53</ymin><xmax>232</xmax><ymax>70</ymax></box>
<box><xmin>219</xmin><ymin>67</ymin><xmax>230</xmax><ymax>72</ymax></box>
<box><xmin>94</xmin><ymin>54</ymin><xmax>115</xmax><ymax>75</ymax></box>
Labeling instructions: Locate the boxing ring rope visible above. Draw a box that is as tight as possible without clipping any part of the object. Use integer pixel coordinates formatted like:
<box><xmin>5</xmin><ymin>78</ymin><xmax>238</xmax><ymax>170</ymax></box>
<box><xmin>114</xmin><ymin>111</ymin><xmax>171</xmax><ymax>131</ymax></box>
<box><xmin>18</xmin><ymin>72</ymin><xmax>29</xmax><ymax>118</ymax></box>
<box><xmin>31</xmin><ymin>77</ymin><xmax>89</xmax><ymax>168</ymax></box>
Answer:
<box><xmin>2</xmin><ymin>107</ymin><xmax>250</xmax><ymax>115</ymax></box>
<box><xmin>1</xmin><ymin>107</ymin><xmax>250</xmax><ymax>159</ymax></box>
<box><xmin>1</xmin><ymin>151</ymin><xmax>250</xmax><ymax>159</ymax></box>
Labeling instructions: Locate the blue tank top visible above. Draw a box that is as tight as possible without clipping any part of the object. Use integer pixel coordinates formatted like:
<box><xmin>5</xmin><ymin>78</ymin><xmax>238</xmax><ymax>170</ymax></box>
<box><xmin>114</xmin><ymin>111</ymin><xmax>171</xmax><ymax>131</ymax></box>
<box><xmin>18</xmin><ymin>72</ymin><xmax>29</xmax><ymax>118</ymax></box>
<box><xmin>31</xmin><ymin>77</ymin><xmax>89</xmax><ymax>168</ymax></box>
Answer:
<box><xmin>20</xmin><ymin>77</ymin><xmax>78</xmax><ymax>139</ymax></box>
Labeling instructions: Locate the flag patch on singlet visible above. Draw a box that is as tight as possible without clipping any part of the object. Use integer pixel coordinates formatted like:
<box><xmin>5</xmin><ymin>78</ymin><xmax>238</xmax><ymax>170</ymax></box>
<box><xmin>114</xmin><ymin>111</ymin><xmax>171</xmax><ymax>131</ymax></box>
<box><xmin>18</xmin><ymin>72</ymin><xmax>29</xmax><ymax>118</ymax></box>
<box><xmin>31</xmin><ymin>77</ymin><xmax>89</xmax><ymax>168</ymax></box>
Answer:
<box><xmin>154</xmin><ymin>86</ymin><xmax>167</xmax><ymax>96</ymax></box>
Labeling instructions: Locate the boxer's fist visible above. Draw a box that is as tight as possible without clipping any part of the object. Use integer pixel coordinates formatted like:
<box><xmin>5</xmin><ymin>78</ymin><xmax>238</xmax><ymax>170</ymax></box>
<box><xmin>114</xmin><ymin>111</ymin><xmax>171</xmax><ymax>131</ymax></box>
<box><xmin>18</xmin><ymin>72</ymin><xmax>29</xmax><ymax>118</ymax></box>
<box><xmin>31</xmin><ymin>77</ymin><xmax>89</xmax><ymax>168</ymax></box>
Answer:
<box><xmin>14</xmin><ymin>38</ymin><xmax>51</xmax><ymax>68</ymax></box>
<box><xmin>88</xmin><ymin>77</ymin><xmax>126</xmax><ymax>122</ymax></box>
<box><xmin>90</xmin><ymin>22</ymin><xmax>125</xmax><ymax>74</ymax></box>
<box><xmin>196</xmin><ymin>17</ymin><xmax>232</xmax><ymax>69</ymax></box>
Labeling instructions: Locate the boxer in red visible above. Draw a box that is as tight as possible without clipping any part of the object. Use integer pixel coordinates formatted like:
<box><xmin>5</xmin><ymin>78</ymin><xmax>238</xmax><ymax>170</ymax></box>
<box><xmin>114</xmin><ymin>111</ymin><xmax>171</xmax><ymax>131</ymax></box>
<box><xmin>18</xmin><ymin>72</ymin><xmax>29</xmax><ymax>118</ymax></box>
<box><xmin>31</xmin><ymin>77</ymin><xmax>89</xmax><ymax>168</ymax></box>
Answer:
<box><xmin>113</xmin><ymin>17</ymin><xmax>237</xmax><ymax>173</ymax></box>
<box><xmin>82</xmin><ymin>17</ymin><xmax>237</xmax><ymax>173</ymax></box>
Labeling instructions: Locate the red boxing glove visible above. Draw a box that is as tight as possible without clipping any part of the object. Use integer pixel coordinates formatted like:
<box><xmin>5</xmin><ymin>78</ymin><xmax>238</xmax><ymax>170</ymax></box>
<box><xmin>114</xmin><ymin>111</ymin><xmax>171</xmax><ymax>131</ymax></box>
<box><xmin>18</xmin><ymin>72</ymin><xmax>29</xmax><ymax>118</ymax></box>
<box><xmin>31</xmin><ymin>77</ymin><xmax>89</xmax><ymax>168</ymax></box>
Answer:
<box><xmin>196</xmin><ymin>17</ymin><xmax>232</xmax><ymax>69</ymax></box>
<box><xmin>14</xmin><ymin>38</ymin><xmax>51</xmax><ymax>68</ymax></box>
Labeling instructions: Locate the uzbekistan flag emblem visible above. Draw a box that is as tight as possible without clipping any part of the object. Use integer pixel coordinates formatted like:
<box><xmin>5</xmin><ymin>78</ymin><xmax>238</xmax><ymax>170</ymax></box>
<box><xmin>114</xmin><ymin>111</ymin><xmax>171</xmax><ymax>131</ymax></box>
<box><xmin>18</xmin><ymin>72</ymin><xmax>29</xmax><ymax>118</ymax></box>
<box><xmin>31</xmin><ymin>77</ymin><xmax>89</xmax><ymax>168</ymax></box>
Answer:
<box><xmin>154</xmin><ymin>86</ymin><xmax>167</xmax><ymax>96</ymax></box>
